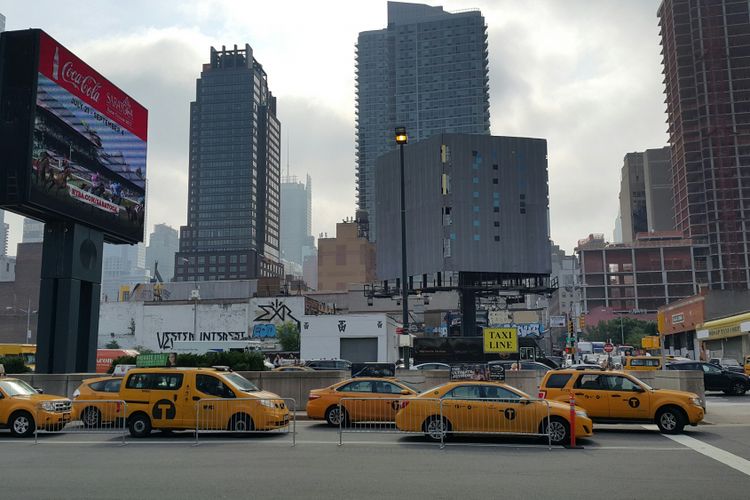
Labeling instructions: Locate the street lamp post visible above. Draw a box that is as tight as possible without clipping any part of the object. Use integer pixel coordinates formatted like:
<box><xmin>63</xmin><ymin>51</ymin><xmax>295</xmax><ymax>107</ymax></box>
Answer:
<box><xmin>395</xmin><ymin>126</ymin><xmax>410</xmax><ymax>369</ymax></box>
<box><xmin>6</xmin><ymin>298</ymin><xmax>37</xmax><ymax>344</ymax></box>
<box><xmin>191</xmin><ymin>287</ymin><xmax>200</xmax><ymax>340</ymax></box>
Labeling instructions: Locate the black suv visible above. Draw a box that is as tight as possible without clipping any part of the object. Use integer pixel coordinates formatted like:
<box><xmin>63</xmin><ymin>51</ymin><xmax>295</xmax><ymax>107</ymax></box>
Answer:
<box><xmin>666</xmin><ymin>361</ymin><xmax>749</xmax><ymax>396</ymax></box>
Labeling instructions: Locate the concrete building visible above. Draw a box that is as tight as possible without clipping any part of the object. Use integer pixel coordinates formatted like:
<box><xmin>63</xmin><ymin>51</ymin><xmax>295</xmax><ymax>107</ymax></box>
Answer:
<box><xmin>280</xmin><ymin>174</ymin><xmax>313</xmax><ymax>266</ymax></box>
<box><xmin>22</xmin><ymin>218</ymin><xmax>44</xmax><ymax>243</ymax></box>
<box><xmin>317</xmin><ymin>220</ymin><xmax>376</xmax><ymax>292</ymax></box>
<box><xmin>101</xmin><ymin>243</ymin><xmax>148</xmax><ymax>303</ymax></box>
<box><xmin>146</xmin><ymin>223</ymin><xmax>178</xmax><ymax>282</ymax></box>
<box><xmin>0</xmin><ymin>12</ymin><xmax>5</xmax><ymax>32</ymax></box>
<box><xmin>303</xmin><ymin>251</ymin><xmax>318</xmax><ymax>291</ymax></box>
<box><xmin>0</xmin><ymin>242</ymin><xmax>42</xmax><ymax>343</ymax></box>
<box><xmin>577</xmin><ymin>231</ymin><xmax>708</xmax><ymax>314</ymax></box>
<box><xmin>175</xmin><ymin>44</ymin><xmax>282</xmax><ymax>282</ymax></box>
<box><xmin>0</xmin><ymin>255</ymin><xmax>14</xmax><ymax>282</ymax></box>
<box><xmin>619</xmin><ymin>148</ymin><xmax>673</xmax><ymax>243</ymax></box>
<box><xmin>356</xmin><ymin>2</ymin><xmax>490</xmax><ymax>241</ymax></box>
<box><xmin>659</xmin><ymin>0</ymin><xmax>750</xmax><ymax>289</ymax></box>
<box><xmin>375</xmin><ymin>134</ymin><xmax>551</xmax><ymax>283</ymax></box>
<box><xmin>549</xmin><ymin>243</ymin><xmax>581</xmax><ymax>320</ymax></box>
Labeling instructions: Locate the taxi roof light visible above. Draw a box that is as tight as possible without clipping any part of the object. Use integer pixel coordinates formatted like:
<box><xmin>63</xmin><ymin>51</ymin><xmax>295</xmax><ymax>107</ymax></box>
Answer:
<box><xmin>211</xmin><ymin>365</ymin><xmax>232</xmax><ymax>372</ymax></box>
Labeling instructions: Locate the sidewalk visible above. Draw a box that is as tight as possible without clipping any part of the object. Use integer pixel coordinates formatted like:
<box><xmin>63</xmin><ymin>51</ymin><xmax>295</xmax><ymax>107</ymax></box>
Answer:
<box><xmin>703</xmin><ymin>403</ymin><xmax>750</xmax><ymax>426</ymax></box>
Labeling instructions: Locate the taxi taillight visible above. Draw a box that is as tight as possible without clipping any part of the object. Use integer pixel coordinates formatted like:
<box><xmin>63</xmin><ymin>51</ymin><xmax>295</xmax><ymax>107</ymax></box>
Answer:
<box><xmin>308</xmin><ymin>394</ymin><xmax>321</xmax><ymax>400</ymax></box>
<box><xmin>538</xmin><ymin>390</ymin><xmax>547</xmax><ymax>399</ymax></box>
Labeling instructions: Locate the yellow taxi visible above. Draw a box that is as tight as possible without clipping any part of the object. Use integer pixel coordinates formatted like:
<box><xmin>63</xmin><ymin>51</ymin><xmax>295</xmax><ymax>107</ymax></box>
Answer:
<box><xmin>307</xmin><ymin>377</ymin><xmax>419</xmax><ymax>426</ymax></box>
<box><xmin>744</xmin><ymin>355</ymin><xmax>750</xmax><ymax>376</ymax></box>
<box><xmin>71</xmin><ymin>376</ymin><xmax>123</xmax><ymax>427</ymax></box>
<box><xmin>0</xmin><ymin>368</ymin><xmax>71</xmax><ymax>437</ymax></box>
<box><xmin>623</xmin><ymin>356</ymin><xmax>662</xmax><ymax>371</ymax></box>
<box><xmin>119</xmin><ymin>367</ymin><xmax>289</xmax><ymax>438</ymax></box>
<box><xmin>395</xmin><ymin>380</ymin><xmax>592</xmax><ymax>445</ymax></box>
<box><xmin>539</xmin><ymin>369</ymin><xmax>704</xmax><ymax>434</ymax></box>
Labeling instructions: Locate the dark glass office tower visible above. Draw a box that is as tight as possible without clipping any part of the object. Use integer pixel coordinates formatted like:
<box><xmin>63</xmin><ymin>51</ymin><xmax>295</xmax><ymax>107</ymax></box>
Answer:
<box><xmin>174</xmin><ymin>45</ymin><xmax>282</xmax><ymax>282</ymax></box>
<box><xmin>356</xmin><ymin>2</ymin><xmax>490</xmax><ymax>241</ymax></box>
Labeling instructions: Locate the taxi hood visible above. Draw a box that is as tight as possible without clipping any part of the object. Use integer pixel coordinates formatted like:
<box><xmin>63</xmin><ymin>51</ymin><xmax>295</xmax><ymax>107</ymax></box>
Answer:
<box><xmin>247</xmin><ymin>390</ymin><xmax>283</xmax><ymax>400</ymax></box>
<box><xmin>650</xmin><ymin>388</ymin><xmax>699</xmax><ymax>400</ymax></box>
<box><xmin>12</xmin><ymin>393</ymin><xmax>70</xmax><ymax>402</ymax></box>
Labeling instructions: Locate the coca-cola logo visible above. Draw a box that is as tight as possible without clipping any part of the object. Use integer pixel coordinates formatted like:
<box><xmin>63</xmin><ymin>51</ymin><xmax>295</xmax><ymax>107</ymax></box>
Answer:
<box><xmin>106</xmin><ymin>93</ymin><xmax>134</xmax><ymax>123</ymax></box>
<box><xmin>61</xmin><ymin>61</ymin><xmax>101</xmax><ymax>102</ymax></box>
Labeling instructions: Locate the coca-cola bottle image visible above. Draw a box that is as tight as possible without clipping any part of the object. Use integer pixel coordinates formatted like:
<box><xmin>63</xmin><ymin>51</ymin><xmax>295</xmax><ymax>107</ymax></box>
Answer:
<box><xmin>52</xmin><ymin>47</ymin><xmax>59</xmax><ymax>80</ymax></box>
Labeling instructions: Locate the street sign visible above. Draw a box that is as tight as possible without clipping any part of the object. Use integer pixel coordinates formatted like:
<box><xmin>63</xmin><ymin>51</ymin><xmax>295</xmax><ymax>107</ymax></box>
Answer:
<box><xmin>604</xmin><ymin>343</ymin><xmax>614</xmax><ymax>353</ymax></box>
<box><xmin>483</xmin><ymin>327</ymin><xmax>519</xmax><ymax>353</ymax></box>
<box><xmin>549</xmin><ymin>315</ymin><xmax>566</xmax><ymax>328</ymax></box>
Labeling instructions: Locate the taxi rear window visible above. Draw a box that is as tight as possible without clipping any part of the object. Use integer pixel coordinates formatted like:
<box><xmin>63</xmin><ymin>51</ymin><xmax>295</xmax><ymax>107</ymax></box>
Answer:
<box><xmin>544</xmin><ymin>373</ymin><xmax>572</xmax><ymax>388</ymax></box>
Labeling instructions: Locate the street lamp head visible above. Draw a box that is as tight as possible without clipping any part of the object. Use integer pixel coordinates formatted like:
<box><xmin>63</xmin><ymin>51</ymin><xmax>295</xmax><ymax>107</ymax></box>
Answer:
<box><xmin>395</xmin><ymin>126</ymin><xmax>408</xmax><ymax>145</ymax></box>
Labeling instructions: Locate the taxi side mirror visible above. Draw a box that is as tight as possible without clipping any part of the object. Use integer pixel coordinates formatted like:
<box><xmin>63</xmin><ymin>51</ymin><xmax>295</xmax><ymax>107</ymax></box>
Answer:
<box><xmin>35</xmin><ymin>387</ymin><xmax>44</xmax><ymax>394</ymax></box>
<box><xmin>400</xmin><ymin>389</ymin><xmax>411</xmax><ymax>395</ymax></box>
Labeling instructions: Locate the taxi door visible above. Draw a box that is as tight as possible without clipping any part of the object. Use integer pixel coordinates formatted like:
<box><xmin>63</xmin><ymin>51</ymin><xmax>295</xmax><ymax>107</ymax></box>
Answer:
<box><xmin>600</xmin><ymin>374</ymin><xmax>650</xmax><ymax>419</ymax></box>
<box><xmin>337</xmin><ymin>380</ymin><xmax>378</xmax><ymax>422</ymax></box>
<box><xmin>191</xmin><ymin>373</ymin><xmax>234</xmax><ymax>430</ymax></box>
<box><xmin>480</xmin><ymin>385</ymin><xmax>536</xmax><ymax>434</ymax></box>
<box><xmin>441</xmin><ymin>385</ymin><xmax>484</xmax><ymax>432</ymax></box>
<box><xmin>373</xmin><ymin>380</ymin><xmax>409</xmax><ymax>422</ymax></box>
<box><xmin>571</xmin><ymin>373</ymin><xmax>610</xmax><ymax>418</ymax></box>
<box><xmin>148</xmin><ymin>372</ymin><xmax>187</xmax><ymax>429</ymax></box>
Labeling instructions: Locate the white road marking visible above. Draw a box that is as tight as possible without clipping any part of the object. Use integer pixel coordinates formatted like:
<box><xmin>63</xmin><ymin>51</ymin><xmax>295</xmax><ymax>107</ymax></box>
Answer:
<box><xmin>643</xmin><ymin>425</ymin><xmax>750</xmax><ymax>477</ymax></box>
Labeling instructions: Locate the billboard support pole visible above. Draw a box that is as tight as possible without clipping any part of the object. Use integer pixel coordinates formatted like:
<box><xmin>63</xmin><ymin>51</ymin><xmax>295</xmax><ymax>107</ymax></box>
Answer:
<box><xmin>36</xmin><ymin>221</ymin><xmax>103</xmax><ymax>373</ymax></box>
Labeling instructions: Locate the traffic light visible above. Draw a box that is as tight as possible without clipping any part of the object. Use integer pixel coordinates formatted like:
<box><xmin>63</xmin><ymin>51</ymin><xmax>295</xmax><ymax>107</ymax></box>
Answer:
<box><xmin>567</xmin><ymin>318</ymin><xmax>574</xmax><ymax>335</ymax></box>
<box><xmin>579</xmin><ymin>315</ymin><xmax>586</xmax><ymax>331</ymax></box>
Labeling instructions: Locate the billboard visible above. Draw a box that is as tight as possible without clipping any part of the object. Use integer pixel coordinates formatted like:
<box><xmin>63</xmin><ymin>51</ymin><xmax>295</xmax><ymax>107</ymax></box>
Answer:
<box><xmin>0</xmin><ymin>29</ymin><xmax>147</xmax><ymax>244</ymax></box>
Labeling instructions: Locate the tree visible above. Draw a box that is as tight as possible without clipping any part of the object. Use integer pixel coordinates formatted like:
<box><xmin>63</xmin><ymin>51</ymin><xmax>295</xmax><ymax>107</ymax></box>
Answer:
<box><xmin>582</xmin><ymin>317</ymin><xmax>657</xmax><ymax>346</ymax></box>
<box><xmin>105</xmin><ymin>340</ymin><xmax>120</xmax><ymax>349</ymax></box>
<box><xmin>276</xmin><ymin>321</ymin><xmax>300</xmax><ymax>351</ymax></box>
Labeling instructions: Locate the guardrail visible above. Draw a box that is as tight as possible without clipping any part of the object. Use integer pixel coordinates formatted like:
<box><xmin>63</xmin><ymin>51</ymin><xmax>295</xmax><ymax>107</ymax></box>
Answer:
<box><xmin>193</xmin><ymin>397</ymin><xmax>296</xmax><ymax>446</ymax></box>
<box><xmin>337</xmin><ymin>397</ymin><xmax>552</xmax><ymax>449</ymax></box>
<box><xmin>34</xmin><ymin>399</ymin><xmax>127</xmax><ymax>445</ymax></box>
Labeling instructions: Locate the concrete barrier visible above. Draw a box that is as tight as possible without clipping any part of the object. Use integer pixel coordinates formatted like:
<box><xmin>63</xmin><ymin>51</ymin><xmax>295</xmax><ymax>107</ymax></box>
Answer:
<box><xmin>13</xmin><ymin>373</ymin><xmax>99</xmax><ymax>398</ymax></box>
<box><xmin>236</xmin><ymin>370</ymin><xmax>349</xmax><ymax>411</ymax></box>
<box><xmin>626</xmin><ymin>370</ymin><xmax>705</xmax><ymax>404</ymax></box>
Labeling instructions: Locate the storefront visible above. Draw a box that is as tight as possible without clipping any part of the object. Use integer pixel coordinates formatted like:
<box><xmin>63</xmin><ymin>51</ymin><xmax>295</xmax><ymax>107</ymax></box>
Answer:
<box><xmin>658</xmin><ymin>295</ymin><xmax>705</xmax><ymax>360</ymax></box>
<box><xmin>696</xmin><ymin>312</ymin><xmax>750</xmax><ymax>363</ymax></box>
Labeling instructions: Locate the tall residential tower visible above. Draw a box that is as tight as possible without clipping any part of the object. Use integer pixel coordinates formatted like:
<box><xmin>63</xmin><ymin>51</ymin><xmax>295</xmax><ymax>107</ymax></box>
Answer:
<box><xmin>356</xmin><ymin>2</ymin><xmax>490</xmax><ymax>240</ymax></box>
<box><xmin>280</xmin><ymin>174</ymin><xmax>313</xmax><ymax>266</ymax></box>
<box><xmin>659</xmin><ymin>0</ymin><xmax>750</xmax><ymax>289</ymax></box>
<box><xmin>174</xmin><ymin>44</ymin><xmax>282</xmax><ymax>281</ymax></box>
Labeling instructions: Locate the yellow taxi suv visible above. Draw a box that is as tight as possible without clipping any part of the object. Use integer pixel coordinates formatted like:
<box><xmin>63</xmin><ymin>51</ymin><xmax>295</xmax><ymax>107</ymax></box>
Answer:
<box><xmin>395</xmin><ymin>381</ymin><xmax>593</xmax><ymax>445</ymax></box>
<box><xmin>539</xmin><ymin>369</ymin><xmax>704</xmax><ymax>434</ymax></box>
<box><xmin>623</xmin><ymin>356</ymin><xmax>662</xmax><ymax>371</ymax></box>
<box><xmin>307</xmin><ymin>377</ymin><xmax>419</xmax><ymax>426</ymax></box>
<box><xmin>0</xmin><ymin>370</ymin><xmax>71</xmax><ymax>437</ymax></box>
<box><xmin>119</xmin><ymin>367</ymin><xmax>289</xmax><ymax>438</ymax></box>
<box><xmin>72</xmin><ymin>376</ymin><xmax>123</xmax><ymax>428</ymax></box>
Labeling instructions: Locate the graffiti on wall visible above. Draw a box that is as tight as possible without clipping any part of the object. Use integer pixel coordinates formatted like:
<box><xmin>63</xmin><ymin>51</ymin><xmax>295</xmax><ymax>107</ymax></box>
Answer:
<box><xmin>156</xmin><ymin>331</ymin><xmax>251</xmax><ymax>350</ymax></box>
<box><xmin>252</xmin><ymin>298</ymin><xmax>301</xmax><ymax>337</ymax></box>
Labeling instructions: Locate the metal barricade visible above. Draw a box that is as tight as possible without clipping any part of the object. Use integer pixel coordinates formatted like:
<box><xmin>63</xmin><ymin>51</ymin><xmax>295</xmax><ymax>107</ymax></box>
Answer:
<box><xmin>34</xmin><ymin>399</ymin><xmax>127</xmax><ymax>445</ymax></box>
<box><xmin>337</xmin><ymin>397</ymin><xmax>443</xmax><ymax>446</ymax></box>
<box><xmin>438</xmin><ymin>397</ymin><xmax>552</xmax><ymax>450</ymax></box>
<box><xmin>193</xmin><ymin>397</ymin><xmax>296</xmax><ymax>446</ymax></box>
<box><xmin>336</xmin><ymin>396</ymin><xmax>553</xmax><ymax>449</ymax></box>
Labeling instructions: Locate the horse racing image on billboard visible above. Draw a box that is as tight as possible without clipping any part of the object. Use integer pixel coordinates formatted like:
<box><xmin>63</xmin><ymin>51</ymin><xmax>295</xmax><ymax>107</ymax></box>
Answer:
<box><xmin>0</xmin><ymin>29</ymin><xmax>148</xmax><ymax>244</ymax></box>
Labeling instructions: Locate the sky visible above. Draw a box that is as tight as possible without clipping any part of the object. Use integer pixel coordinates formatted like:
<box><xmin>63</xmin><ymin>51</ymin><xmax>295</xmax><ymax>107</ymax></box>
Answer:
<box><xmin>0</xmin><ymin>0</ymin><xmax>668</xmax><ymax>256</ymax></box>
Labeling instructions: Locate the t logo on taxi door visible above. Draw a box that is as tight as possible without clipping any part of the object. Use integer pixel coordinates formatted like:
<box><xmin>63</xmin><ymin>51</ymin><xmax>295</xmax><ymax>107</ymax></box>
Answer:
<box><xmin>628</xmin><ymin>397</ymin><xmax>640</xmax><ymax>408</ymax></box>
<box><xmin>504</xmin><ymin>408</ymin><xmax>516</xmax><ymax>420</ymax></box>
<box><xmin>152</xmin><ymin>399</ymin><xmax>176</xmax><ymax>419</ymax></box>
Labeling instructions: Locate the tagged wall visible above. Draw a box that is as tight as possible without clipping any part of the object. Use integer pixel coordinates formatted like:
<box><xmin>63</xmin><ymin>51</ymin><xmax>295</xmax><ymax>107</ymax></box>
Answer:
<box><xmin>300</xmin><ymin>314</ymin><xmax>398</xmax><ymax>362</ymax></box>
<box><xmin>98</xmin><ymin>297</ymin><xmax>306</xmax><ymax>351</ymax></box>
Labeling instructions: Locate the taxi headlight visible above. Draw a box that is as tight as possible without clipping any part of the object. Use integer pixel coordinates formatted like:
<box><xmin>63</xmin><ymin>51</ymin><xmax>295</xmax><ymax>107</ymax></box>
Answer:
<box><xmin>41</xmin><ymin>401</ymin><xmax>56</xmax><ymax>411</ymax></box>
<box><xmin>259</xmin><ymin>399</ymin><xmax>275</xmax><ymax>409</ymax></box>
<box><xmin>691</xmin><ymin>397</ymin><xmax>702</xmax><ymax>407</ymax></box>
<box><xmin>575</xmin><ymin>410</ymin><xmax>588</xmax><ymax>419</ymax></box>
<box><xmin>73</xmin><ymin>389</ymin><xmax>80</xmax><ymax>398</ymax></box>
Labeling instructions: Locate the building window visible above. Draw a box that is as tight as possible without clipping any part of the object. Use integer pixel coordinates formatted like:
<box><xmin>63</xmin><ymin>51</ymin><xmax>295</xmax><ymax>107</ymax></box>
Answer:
<box><xmin>474</xmin><ymin>234</ymin><xmax>481</xmax><ymax>241</ymax></box>
<box><xmin>493</xmin><ymin>221</ymin><xmax>500</xmax><ymax>227</ymax></box>
<box><xmin>493</xmin><ymin>207</ymin><xmax>499</xmax><ymax>213</ymax></box>
<box><xmin>494</xmin><ymin>236</ymin><xmax>500</xmax><ymax>242</ymax></box>
<box><xmin>492</xmin><ymin>178</ymin><xmax>498</xmax><ymax>184</ymax></box>
<box><xmin>472</xmin><ymin>191</ymin><xmax>480</xmax><ymax>198</ymax></box>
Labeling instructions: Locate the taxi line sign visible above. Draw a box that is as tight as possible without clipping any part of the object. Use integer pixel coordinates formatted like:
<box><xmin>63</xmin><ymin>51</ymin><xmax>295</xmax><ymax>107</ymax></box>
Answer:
<box><xmin>483</xmin><ymin>327</ymin><xmax>519</xmax><ymax>353</ymax></box>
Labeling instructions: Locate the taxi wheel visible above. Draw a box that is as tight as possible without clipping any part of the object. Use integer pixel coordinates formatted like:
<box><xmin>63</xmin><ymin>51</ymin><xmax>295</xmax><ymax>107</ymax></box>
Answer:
<box><xmin>656</xmin><ymin>406</ymin><xmax>685</xmax><ymax>434</ymax></box>
<box><xmin>9</xmin><ymin>411</ymin><xmax>35</xmax><ymax>438</ymax></box>
<box><xmin>422</xmin><ymin>416</ymin><xmax>451</xmax><ymax>442</ymax></box>
<box><xmin>81</xmin><ymin>407</ymin><xmax>102</xmax><ymax>428</ymax></box>
<box><xmin>229</xmin><ymin>414</ymin><xmax>254</xmax><ymax>432</ymax></box>
<box><xmin>543</xmin><ymin>417</ymin><xmax>569</xmax><ymax>446</ymax></box>
<box><xmin>325</xmin><ymin>406</ymin><xmax>349</xmax><ymax>427</ymax></box>
<box><xmin>128</xmin><ymin>413</ymin><xmax>152</xmax><ymax>438</ymax></box>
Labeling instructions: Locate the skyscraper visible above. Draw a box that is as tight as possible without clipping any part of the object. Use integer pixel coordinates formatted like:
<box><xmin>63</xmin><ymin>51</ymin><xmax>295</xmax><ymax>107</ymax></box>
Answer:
<box><xmin>280</xmin><ymin>174</ymin><xmax>313</xmax><ymax>266</ymax></box>
<box><xmin>356</xmin><ymin>1</ymin><xmax>490</xmax><ymax>240</ymax></box>
<box><xmin>659</xmin><ymin>0</ymin><xmax>750</xmax><ymax>289</ymax></box>
<box><xmin>22</xmin><ymin>218</ymin><xmax>44</xmax><ymax>243</ymax></box>
<box><xmin>618</xmin><ymin>147</ymin><xmax>674</xmax><ymax>243</ymax></box>
<box><xmin>174</xmin><ymin>44</ymin><xmax>282</xmax><ymax>282</ymax></box>
<box><xmin>146</xmin><ymin>223</ymin><xmax>179</xmax><ymax>282</ymax></box>
<box><xmin>101</xmin><ymin>243</ymin><xmax>148</xmax><ymax>302</ymax></box>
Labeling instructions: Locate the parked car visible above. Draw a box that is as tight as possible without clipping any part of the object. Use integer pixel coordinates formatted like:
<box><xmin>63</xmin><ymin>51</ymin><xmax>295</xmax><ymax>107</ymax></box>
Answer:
<box><xmin>411</xmin><ymin>363</ymin><xmax>451</xmax><ymax>371</ymax></box>
<box><xmin>307</xmin><ymin>377</ymin><xmax>419</xmax><ymax>426</ymax></box>
<box><xmin>666</xmin><ymin>361</ymin><xmax>749</xmax><ymax>396</ymax></box>
<box><xmin>72</xmin><ymin>376</ymin><xmax>123</xmax><ymax>427</ymax></box>
<box><xmin>395</xmin><ymin>380</ymin><xmax>592</xmax><ymax>445</ymax></box>
<box><xmin>0</xmin><ymin>367</ymin><xmax>71</xmax><ymax>437</ymax></box>
<box><xmin>304</xmin><ymin>359</ymin><xmax>352</xmax><ymax>371</ymax></box>
<box><xmin>708</xmin><ymin>358</ymin><xmax>744</xmax><ymax>374</ymax></box>
<box><xmin>272</xmin><ymin>366</ymin><xmax>314</xmax><ymax>372</ymax></box>
<box><xmin>539</xmin><ymin>369</ymin><xmax>704</xmax><ymax>434</ymax></box>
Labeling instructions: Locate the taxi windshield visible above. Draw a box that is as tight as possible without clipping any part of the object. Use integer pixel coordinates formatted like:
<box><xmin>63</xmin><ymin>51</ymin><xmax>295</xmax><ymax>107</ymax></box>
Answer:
<box><xmin>0</xmin><ymin>379</ymin><xmax>38</xmax><ymax>396</ymax></box>
<box><xmin>222</xmin><ymin>372</ymin><xmax>259</xmax><ymax>392</ymax></box>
